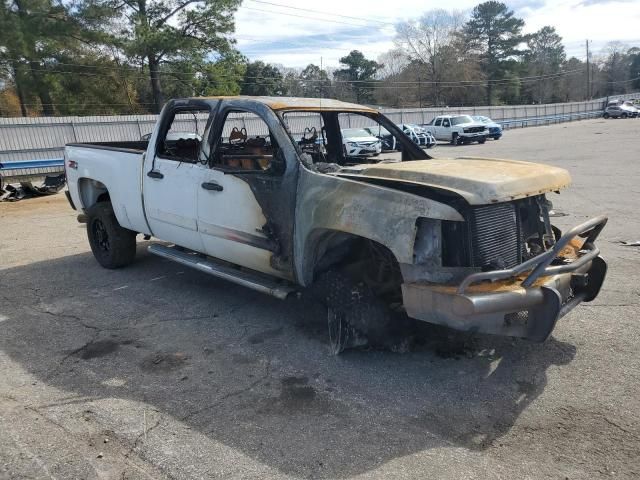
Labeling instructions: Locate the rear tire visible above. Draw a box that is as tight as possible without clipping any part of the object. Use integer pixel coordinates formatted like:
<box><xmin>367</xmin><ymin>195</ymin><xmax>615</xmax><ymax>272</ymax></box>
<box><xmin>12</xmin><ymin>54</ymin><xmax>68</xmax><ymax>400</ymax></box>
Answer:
<box><xmin>86</xmin><ymin>202</ymin><xmax>137</xmax><ymax>269</ymax></box>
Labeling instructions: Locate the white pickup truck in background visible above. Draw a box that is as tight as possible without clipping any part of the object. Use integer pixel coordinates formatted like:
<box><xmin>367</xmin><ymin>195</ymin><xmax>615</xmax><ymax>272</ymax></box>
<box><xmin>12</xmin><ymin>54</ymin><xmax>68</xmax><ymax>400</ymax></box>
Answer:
<box><xmin>424</xmin><ymin>115</ymin><xmax>488</xmax><ymax>145</ymax></box>
<box><xmin>64</xmin><ymin>96</ymin><xmax>608</xmax><ymax>353</ymax></box>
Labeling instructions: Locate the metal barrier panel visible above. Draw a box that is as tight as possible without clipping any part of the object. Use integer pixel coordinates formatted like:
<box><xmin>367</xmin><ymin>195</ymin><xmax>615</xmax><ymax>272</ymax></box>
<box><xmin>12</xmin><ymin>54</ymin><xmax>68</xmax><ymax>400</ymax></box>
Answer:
<box><xmin>0</xmin><ymin>93</ymin><xmax>637</xmax><ymax>165</ymax></box>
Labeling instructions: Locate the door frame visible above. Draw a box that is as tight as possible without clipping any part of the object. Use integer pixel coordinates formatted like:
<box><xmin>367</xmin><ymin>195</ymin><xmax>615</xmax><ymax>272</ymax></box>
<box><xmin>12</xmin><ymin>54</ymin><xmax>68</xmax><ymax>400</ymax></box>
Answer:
<box><xmin>198</xmin><ymin>100</ymin><xmax>302</xmax><ymax>279</ymax></box>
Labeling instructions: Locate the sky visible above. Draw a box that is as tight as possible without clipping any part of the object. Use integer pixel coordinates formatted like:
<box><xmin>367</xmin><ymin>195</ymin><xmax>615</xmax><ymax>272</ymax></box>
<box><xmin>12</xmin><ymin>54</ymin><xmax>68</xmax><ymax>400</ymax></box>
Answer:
<box><xmin>233</xmin><ymin>0</ymin><xmax>640</xmax><ymax>68</ymax></box>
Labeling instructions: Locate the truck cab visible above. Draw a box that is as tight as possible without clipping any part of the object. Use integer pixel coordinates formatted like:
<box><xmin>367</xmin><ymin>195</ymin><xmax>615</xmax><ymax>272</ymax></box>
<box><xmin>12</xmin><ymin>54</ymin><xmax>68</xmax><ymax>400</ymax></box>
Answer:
<box><xmin>64</xmin><ymin>96</ymin><xmax>608</xmax><ymax>353</ymax></box>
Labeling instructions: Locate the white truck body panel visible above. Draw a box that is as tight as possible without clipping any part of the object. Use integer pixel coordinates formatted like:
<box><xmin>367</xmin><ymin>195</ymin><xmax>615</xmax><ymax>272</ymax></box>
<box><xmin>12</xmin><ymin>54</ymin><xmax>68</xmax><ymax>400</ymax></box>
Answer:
<box><xmin>143</xmin><ymin>156</ymin><xmax>206</xmax><ymax>253</ymax></box>
<box><xmin>196</xmin><ymin>169</ymin><xmax>285</xmax><ymax>277</ymax></box>
<box><xmin>65</xmin><ymin>145</ymin><xmax>151</xmax><ymax>235</ymax></box>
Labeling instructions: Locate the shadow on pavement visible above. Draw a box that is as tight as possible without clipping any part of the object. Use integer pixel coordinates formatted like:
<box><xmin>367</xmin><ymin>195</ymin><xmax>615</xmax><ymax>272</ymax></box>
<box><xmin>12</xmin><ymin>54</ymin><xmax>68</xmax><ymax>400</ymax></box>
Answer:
<box><xmin>0</xmin><ymin>247</ymin><xmax>576</xmax><ymax>478</ymax></box>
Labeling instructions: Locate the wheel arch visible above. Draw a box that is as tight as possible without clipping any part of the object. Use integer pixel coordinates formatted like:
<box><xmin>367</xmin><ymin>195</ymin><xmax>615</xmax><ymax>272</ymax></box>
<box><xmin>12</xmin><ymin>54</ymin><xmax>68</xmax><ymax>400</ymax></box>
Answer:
<box><xmin>77</xmin><ymin>178</ymin><xmax>135</xmax><ymax>231</ymax></box>
<box><xmin>77</xmin><ymin>177</ymin><xmax>110</xmax><ymax>210</ymax></box>
<box><xmin>298</xmin><ymin>228</ymin><xmax>401</xmax><ymax>287</ymax></box>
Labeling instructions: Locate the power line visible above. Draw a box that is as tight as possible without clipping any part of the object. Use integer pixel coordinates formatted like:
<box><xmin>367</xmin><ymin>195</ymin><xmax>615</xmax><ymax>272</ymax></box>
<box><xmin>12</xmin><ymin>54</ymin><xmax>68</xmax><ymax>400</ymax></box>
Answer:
<box><xmin>245</xmin><ymin>0</ymin><xmax>393</xmax><ymax>26</ymax></box>
<box><xmin>239</xmin><ymin>6</ymin><xmax>382</xmax><ymax>28</ymax></box>
<box><xmin>8</xmin><ymin>69</ymin><xmax>590</xmax><ymax>92</ymax></box>
<box><xmin>7</xmin><ymin>58</ymin><xmax>587</xmax><ymax>86</ymax></box>
<box><xmin>606</xmin><ymin>76</ymin><xmax>640</xmax><ymax>85</ymax></box>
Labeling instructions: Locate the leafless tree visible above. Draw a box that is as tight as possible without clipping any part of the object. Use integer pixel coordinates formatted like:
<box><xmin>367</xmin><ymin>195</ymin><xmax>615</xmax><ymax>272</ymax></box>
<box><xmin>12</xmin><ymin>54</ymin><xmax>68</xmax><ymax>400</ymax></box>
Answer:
<box><xmin>375</xmin><ymin>49</ymin><xmax>410</xmax><ymax>106</ymax></box>
<box><xmin>395</xmin><ymin>9</ymin><xmax>464</xmax><ymax>105</ymax></box>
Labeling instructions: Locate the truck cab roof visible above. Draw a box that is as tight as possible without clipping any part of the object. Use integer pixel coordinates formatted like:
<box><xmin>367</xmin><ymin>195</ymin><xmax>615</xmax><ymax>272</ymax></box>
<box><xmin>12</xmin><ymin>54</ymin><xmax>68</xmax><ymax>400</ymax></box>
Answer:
<box><xmin>194</xmin><ymin>96</ymin><xmax>377</xmax><ymax>113</ymax></box>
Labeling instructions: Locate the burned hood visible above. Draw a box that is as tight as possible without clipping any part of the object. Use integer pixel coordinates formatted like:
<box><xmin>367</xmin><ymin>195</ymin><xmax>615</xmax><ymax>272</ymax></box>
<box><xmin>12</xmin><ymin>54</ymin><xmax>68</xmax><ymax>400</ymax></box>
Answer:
<box><xmin>335</xmin><ymin>157</ymin><xmax>572</xmax><ymax>205</ymax></box>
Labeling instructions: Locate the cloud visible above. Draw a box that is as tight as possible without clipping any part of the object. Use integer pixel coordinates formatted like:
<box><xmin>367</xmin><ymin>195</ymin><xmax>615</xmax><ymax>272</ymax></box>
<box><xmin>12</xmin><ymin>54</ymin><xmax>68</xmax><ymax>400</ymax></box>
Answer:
<box><xmin>578</xmin><ymin>0</ymin><xmax>635</xmax><ymax>5</ymax></box>
<box><xmin>234</xmin><ymin>0</ymin><xmax>640</xmax><ymax>67</ymax></box>
<box><xmin>506</xmin><ymin>0</ymin><xmax>547</xmax><ymax>11</ymax></box>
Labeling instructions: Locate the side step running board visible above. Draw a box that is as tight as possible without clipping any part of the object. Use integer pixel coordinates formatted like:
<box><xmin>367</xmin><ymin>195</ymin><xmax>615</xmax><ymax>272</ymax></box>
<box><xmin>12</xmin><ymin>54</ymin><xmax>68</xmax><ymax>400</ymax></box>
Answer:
<box><xmin>147</xmin><ymin>244</ymin><xmax>297</xmax><ymax>300</ymax></box>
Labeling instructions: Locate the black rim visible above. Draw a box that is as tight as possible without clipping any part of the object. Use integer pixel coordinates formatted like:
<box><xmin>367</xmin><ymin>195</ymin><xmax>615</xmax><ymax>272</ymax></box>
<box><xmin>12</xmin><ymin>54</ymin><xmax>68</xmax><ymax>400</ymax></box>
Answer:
<box><xmin>92</xmin><ymin>219</ymin><xmax>110</xmax><ymax>252</ymax></box>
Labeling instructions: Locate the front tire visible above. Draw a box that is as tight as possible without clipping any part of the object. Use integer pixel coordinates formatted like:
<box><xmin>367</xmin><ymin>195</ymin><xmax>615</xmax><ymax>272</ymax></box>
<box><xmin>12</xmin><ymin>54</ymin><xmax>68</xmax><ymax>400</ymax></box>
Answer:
<box><xmin>478</xmin><ymin>137</ymin><xmax>486</xmax><ymax>144</ymax></box>
<box><xmin>86</xmin><ymin>202</ymin><xmax>137</xmax><ymax>269</ymax></box>
<box><xmin>603</xmin><ymin>113</ymin><xmax>610</xmax><ymax>119</ymax></box>
<box><xmin>312</xmin><ymin>271</ymin><xmax>398</xmax><ymax>354</ymax></box>
<box><xmin>451</xmin><ymin>133</ymin><xmax>461</xmax><ymax>145</ymax></box>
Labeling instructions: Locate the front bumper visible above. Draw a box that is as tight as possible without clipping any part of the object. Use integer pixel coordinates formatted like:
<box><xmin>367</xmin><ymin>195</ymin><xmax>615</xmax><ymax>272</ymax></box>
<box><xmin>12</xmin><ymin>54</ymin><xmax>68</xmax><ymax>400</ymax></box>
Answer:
<box><xmin>460</xmin><ymin>132</ymin><xmax>486</xmax><ymax>140</ymax></box>
<box><xmin>346</xmin><ymin>144</ymin><xmax>382</xmax><ymax>156</ymax></box>
<box><xmin>402</xmin><ymin>216</ymin><xmax>608</xmax><ymax>342</ymax></box>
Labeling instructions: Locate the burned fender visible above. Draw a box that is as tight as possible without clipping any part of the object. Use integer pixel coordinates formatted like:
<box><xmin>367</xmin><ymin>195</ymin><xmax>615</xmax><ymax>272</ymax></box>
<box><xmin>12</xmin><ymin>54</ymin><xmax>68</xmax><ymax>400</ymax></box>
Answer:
<box><xmin>294</xmin><ymin>167</ymin><xmax>464</xmax><ymax>286</ymax></box>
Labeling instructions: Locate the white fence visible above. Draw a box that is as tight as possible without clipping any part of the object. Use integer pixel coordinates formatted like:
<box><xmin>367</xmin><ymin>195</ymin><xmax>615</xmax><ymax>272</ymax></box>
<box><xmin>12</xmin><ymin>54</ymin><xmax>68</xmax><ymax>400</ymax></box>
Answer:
<box><xmin>0</xmin><ymin>93</ymin><xmax>637</xmax><ymax>164</ymax></box>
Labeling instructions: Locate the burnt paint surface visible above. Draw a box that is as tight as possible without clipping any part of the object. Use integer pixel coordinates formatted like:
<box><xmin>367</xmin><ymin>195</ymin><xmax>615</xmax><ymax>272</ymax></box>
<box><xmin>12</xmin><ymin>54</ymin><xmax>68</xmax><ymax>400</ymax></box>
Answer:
<box><xmin>212</xmin><ymin>99</ymin><xmax>302</xmax><ymax>277</ymax></box>
<box><xmin>185</xmin><ymin>98</ymin><xmax>499</xmax><ymax>287</ymax></box>
<box><xmin>294</xmin><ymin>167</ymin><xmax>464</xmax><ymax>286</ymax></box>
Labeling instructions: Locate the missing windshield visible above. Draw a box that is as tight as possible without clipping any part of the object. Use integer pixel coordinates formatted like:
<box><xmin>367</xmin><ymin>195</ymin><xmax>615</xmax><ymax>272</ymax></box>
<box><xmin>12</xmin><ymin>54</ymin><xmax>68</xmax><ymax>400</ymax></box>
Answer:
<box><xmin>281</xmin><ymin>110</ymin><xmax>430</xmax><ymax>167</ymax></box>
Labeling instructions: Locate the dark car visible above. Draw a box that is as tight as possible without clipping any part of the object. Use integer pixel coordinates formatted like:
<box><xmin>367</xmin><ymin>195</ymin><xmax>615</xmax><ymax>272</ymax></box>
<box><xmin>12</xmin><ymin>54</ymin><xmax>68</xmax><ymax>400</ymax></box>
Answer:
<box><xmin>364</xmin><ymin>125</ymin><xmax>397</xmax><ymax>151</ymax></box>
<box><xmin>471</xmin><ymin>115</ymin><xmax>503</xmax><ymax>140</ymax></box>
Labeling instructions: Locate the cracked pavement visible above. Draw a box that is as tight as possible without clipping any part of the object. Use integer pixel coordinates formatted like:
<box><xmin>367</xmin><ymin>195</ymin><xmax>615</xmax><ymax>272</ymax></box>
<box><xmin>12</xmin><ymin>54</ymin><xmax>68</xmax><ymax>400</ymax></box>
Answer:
<box><xmin>1</xmin><ymin>118</ymin><xmax>639</xmax><ymax>479</ymax></box>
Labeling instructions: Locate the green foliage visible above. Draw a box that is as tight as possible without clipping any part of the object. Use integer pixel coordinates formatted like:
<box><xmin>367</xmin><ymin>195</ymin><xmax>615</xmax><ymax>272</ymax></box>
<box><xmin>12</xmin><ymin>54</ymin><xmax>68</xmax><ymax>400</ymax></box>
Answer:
<box><xmin>78</xmin><ymin>0</ymin><xmax>242</xmax><ymax>111</ymax></box>
<box><xmin>462</xmin><ymin>1</ymin><xmax>525</xmax><ymax>104</ymax></box>
<box><xmin>240</xmin><ymin>61</ymin><xmax>284</xmax><ymax>96</ymax></box>
<box><xmin>334</xmin><ymin>50</ymin><xmax>380</xmax><ymax>104</ymax></box>
<box><xmin>630</xmin><ymin>48</ymin><xmax>640</xmax><ymax>90</ymax></box>
<box><xmin>46</xmin><ymin>56</ymin><xmax>144</xmax><ymax>116</ymax></box>
<box><xmin>522</xmin><ymin>26</ymin><xmax>566</xmax><ymax>103</ymax></box>
<box><xmin>1</xmin><ymin>0</ymin><xmax>640</xmax><ymax>116</ymax></box>
<box><xmin>197</xmin><ymin>54</ymin><xmax>247</xmax><ymax>96</ymax></box>
<box><xmin>525</xmin><ymin>26</ymin><xmax>566</xmax><ymax>70</ymax></box>
<box><xmin>0</xmin><ymin>0</ymin><xmax>83</xmax><ymax>115</ymax></box>
<box><xmin>299</xmin><ymin>64</ymin><xmax>331</xmax><ymax>98</ymax></box>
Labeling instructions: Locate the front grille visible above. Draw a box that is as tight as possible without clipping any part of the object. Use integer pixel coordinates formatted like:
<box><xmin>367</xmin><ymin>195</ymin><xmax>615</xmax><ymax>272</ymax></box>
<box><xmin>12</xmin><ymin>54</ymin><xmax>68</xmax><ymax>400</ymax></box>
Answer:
<box><xmin>441</xmin><ymin>199</ymin><xmax>547</xmax><ymax>270</ymax></box>
<box><xmin>468</xmin><ymin>203</ymin><xmax>521</xmax><ymax>270</ymax></box>
<box><xmin>464</xmin><ymin>126</ymin><xmax>485</xmax><ymax>133</ymax></box>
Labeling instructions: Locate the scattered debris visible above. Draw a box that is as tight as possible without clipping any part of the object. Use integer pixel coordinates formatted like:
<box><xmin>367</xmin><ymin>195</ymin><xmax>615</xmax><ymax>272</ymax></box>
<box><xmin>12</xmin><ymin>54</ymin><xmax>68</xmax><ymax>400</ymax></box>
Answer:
<box><xmin>618</xmin><ymin>240</ymin><xmax>640</xmax><ymax>247</ymax></box>
<box><xmin>97</xmin><ymin>452</ymin><xmax>104</xmax><ymax>459</ymax></box>
<box><xmin>0</xmin><ymin>174</ymin><xmax>66</xmax><ymax>201</ymax></box>
<box><xmin>549</xmin><ymin>209</ymin><xmax>569</xmax><ymax>217</ymax></box>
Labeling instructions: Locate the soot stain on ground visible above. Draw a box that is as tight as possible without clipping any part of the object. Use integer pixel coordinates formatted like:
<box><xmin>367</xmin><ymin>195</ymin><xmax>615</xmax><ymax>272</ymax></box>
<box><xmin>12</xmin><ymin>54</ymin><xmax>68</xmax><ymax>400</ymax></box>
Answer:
<box><xmin>140</xmin><ymin>351</ymin><xmax>189</xmax><ymax>372</ymax></box>
<box><xmin>248</xmin><ymin>327</ymin><xmax>284</xmax><ymax>344</ymax></box>
<box><xmin>78</xmin><ymin>339</ymin><xmax>120</xmax><ymax>360</ymax></box>
<box><xmin>257</xmin><ymin>376</ymin><xmax>331</xmax><ymax>415</ymax></box>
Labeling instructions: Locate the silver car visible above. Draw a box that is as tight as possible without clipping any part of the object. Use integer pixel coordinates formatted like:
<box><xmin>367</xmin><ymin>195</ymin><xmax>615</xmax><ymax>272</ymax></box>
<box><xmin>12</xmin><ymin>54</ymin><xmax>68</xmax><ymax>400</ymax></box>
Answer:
<box><xmin>604</xmin><ymin>101</ymin><xmax>638</xmax><ymax>118</ymax></box>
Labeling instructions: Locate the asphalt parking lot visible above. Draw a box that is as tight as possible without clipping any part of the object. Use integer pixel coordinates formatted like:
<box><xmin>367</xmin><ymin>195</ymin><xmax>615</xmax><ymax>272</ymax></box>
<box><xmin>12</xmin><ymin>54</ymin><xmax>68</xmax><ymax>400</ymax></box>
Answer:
<box><xmin>1</xmin><ymin>118</ymin><xmax>639</xmax><ymax>479</ymax></box>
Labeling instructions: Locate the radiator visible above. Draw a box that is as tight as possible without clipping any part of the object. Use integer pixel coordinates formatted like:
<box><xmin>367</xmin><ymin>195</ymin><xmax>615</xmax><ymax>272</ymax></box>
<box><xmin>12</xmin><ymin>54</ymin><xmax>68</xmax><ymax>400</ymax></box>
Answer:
<box><xmin>468</xmin><ymin>203</ymin><xmax>521</xmax><ymax>270</ymax></box>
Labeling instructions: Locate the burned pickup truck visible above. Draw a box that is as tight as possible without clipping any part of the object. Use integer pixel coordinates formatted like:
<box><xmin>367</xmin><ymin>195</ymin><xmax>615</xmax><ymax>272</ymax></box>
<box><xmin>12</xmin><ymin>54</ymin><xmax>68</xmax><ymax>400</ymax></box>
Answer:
<box><xmin>64</xmin><ymin>96</ymin><xmax>607</xmax><ymax>352</ymax></box>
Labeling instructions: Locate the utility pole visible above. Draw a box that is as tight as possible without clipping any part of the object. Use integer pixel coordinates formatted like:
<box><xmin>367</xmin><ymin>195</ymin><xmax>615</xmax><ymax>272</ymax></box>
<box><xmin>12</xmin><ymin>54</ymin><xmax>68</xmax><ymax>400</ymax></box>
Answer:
<box><xmin>418</xmin><ymin>74</ymin><xmax>422</xmax><ymax>108</ymax></box>
<box><xmin>586</xmin><ymin>39</ymin><xmax>591</xmax><ymax>100</ymax></box>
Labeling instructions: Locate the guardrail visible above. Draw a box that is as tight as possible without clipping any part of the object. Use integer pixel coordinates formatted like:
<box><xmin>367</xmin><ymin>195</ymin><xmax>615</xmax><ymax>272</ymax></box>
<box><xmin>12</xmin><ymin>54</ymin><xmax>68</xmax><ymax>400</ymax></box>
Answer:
<box><xmin>499</xmin><ymin>110</ymin><xmax>605</xmax><ymax>129</ymax></box>
<box><xmin>0</xmin><ymin>158</ymin><xmax>65</xmax><ymax>186</ymax></box>
<box><xmin>1</xmin><ymin>93</ymin><xmax>637</xmax><ymax>181</ymax></box>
